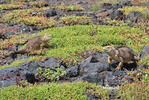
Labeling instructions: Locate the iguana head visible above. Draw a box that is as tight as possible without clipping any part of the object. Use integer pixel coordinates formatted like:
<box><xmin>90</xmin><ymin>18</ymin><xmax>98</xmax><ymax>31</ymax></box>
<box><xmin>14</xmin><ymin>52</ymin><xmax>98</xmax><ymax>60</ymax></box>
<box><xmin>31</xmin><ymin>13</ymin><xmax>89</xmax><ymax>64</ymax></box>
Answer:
<box><xmin>103</xmin><ymin>45</ymin><xmax>116</xmax><ymax>55</ymax></box>
<box><xmin>43</xmin><ymin>34</ymin><xmax>52</xmax><ymax>41</ymax></box>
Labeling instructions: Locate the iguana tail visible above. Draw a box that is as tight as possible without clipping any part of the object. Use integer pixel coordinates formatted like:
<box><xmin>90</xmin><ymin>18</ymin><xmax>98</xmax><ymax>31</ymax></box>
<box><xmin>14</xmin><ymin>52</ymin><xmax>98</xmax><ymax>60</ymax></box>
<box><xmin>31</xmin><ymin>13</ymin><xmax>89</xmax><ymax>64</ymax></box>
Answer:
<box><xmin>13</xmin><ymin>49</ymin><xmax>28</xmax><ymax>54</ymax></box>
<box><xmin>5</xmin><ymin>49</ymin><xmax>28</xmax><ymax>57</ymax></box>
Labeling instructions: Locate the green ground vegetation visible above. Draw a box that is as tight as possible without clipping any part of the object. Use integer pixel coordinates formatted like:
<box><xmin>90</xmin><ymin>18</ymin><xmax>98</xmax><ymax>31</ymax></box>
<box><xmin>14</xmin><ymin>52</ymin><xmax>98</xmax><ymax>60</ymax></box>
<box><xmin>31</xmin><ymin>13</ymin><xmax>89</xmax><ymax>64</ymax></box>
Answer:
<box><xmin>116</xmin><ymin>68</ymin><xmax>149</xmax><ymax>100</ymax></box>
<box><xmin>119</xmin><ymin>6</ymin><xmax>149</xmax><ymax>18</ymax></box>
<box><xmin>0</xmin><ymin>82</ymin><xmax>110</xmax><ymax>100</ymax></box>
<box><xmin>0</xmin><ymin>25</ymin><xmax>148</xmax><ymax>69</ymax></box>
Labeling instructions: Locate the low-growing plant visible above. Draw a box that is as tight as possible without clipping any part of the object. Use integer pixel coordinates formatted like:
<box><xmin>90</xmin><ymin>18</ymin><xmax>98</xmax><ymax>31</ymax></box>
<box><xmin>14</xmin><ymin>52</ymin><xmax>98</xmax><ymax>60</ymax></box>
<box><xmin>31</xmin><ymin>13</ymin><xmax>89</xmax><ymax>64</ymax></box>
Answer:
<box><xmin>35</xmin><ymin>67</ymin><xmax>66</xmax><ymax>82</ymax></box>
<box><xmin>1</xmin><ymin>25</ymin><xmax>148</xmax><ymax>68</ymax></box>
<box><xmin>0</xmin><ymin>7</ymin><xmax>52</xmax><ymax>25</ymax></box>
<box><xmin>119</xmin><ymin>6</ymin><xmax>149</xmax><ymax>18</ymax></box>
<box><xmin>56</xmin><ymin>3</ymin><xmax>84</xmax><ymax>11</ymax></box>
<box><xmin>116</xmin><ymin>68</ymin><xmax>149</xmax><ymax>100</ymax></box>
<box><xmin>21</xmin><ymin>16</ymin><xmax>57</xmax><ymax>29</ymax></box>
<box><xmin>0</xmin><ymin>81</ymin><xmax>111</xmax><ymax>100</ymax></box>
<box><xmin>29</xmin><ymin>1</ymin><xmax>48</xmax><ymax>8</ymax></box>
<box><xmin>60</xmin><ymin>16</ymin><xmax>92</xmax><ymax>25</ymax></box>
<box><xmin>138</xmin><ymin>55</ymin><xmax>149</xmax><ymax>66</ymax></box>
<box><xmin>117</xmin><ymin>81</ymin><xmax>149</xmax><ymax>100</ymax></box>
<box><xmin>0</xmin><ymin>3</ymin><xmax>24</xmax><ymax>11</ymax></box>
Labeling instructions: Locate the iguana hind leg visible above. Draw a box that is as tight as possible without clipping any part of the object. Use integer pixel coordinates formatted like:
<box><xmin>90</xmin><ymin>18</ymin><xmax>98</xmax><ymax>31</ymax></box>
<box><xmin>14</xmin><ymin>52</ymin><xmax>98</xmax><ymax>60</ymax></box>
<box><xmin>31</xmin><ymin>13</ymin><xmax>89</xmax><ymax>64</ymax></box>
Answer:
<box><xmin>108</xmin><ymin>56</ymin><xmax>112</xmax><ymax>64</ymax></box>
<box><xmin>116</xmin><ymin>57</ymin><xmax>123</xmax><ymax>70</ymax></box>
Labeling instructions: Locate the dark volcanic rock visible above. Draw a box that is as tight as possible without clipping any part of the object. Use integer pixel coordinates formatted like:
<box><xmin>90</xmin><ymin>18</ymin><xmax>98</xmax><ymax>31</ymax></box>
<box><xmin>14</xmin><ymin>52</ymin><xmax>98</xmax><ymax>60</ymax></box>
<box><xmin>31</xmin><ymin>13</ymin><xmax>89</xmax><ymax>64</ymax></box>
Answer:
<box><xmin>90</xmin><ymin>52</ymin><xmax>104</xmax><ymax>63</ymax></box>
<box><xmin>5</xmin><ymin>32</ymin><xmax>15</xmax><ymax>36</ymax></box>
<box><xmin>80</xmin><ymin>53</ymin><xmax>110</xmax><ymax>85</ymax></box>
<box><xmin>112</xmin><ymin>3</ymin><xmax>123</xmax><ymax>10</ymax></box>
<box><xmin>120</xmin><ymin>0</ymin><xmax>132</xmax><ymax>6</ymax></box>
<box><xmin>110</xmin><ymin>10</ymin><xmax>124</xmax><ymax>20</ymax></box>
<box><xmin>139</xmin><ymin>45</ymin><xmax>149</xmax><ymax>59</ymax></box>
<box><xmin>44</xmin><ymin>9</ymin><xmax>57</xmax><ymax>17</ymax></box>
<box><xmin>43</xmin><ymin>57</ymin><xmax>64</xmax><ymax>69</ymax></box>
<box><xmin>100</xmin><ymin>3</ymin><xmax>113</xmax><ymax>10</ymax></box>
<box><xmin>126</xmin><ymin>11</ymin><xmax>142</xmax><ymax>23</ymax></box>
<box><xmin>0</xmin><ymin>33</ymin><xmax>7</xmax><ymax>40</ymax></box>
<box><xmin>20</xmin><ymin>24</ymin><xmax>31</xmax><ymax>33</ymax></box>
<box><xmin>66</xmin><ymin>66</ymin><xmax>79</xmax><ymax>78</ymax></box>
<box><xmin>0</xmin><ymin>57</ymin><xmax>65</xmax><ymax>88</ymax></box>
<box><xmin>0</xmin><ymin>80</ymin><xmax>16</xmax><ymax>88</ymax></box>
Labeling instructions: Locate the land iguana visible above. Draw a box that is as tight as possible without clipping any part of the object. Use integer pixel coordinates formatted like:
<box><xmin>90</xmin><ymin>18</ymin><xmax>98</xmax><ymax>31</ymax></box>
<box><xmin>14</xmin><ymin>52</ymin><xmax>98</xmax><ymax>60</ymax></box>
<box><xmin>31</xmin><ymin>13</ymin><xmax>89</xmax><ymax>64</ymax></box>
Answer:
<box><xmin>103</xmin><ymin>45</ymin><xmax>140</xmax><ymax>70</ymax></box>
<box><xmin>9</xmin><ymin>34</ymin><xmax>52</xmax><ymax>55</ymax></box>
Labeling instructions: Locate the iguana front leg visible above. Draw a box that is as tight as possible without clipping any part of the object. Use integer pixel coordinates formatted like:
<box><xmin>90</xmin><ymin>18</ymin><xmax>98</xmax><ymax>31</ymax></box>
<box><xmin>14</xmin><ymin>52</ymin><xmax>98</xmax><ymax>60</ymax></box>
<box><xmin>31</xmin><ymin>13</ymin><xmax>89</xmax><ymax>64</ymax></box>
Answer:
<box><xmin>115</xmin><ymin>50</ymin><xmax>119</xmax><ymax>58</ymax></box>
<box><xmin>108</xmin><ymin>56</ymin><xmax>112</xmax><ymax>64</ymax></box>
<box><xmin>116</xmin><ymin>57</ymin><xmax>123</xmax><ymax>70</ymax></box>
<box><xmin>40</xmin><ymin>43</ymin><xmax>46</xmax><ymax>54</ymax></box>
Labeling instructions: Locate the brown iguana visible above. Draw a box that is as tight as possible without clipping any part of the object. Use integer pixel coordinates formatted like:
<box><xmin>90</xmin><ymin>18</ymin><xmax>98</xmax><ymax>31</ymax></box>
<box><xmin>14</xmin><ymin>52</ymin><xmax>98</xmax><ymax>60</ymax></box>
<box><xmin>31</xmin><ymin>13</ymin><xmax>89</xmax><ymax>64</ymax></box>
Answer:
<box><xmin>9</xmin><ymin>34</ymin><xmax>52</xmax><ymax>55</ymax></box>
<box><xmin>103</xmin><ymin>45</ymin><xmax>140</xmax><ymax>70</ymax></box>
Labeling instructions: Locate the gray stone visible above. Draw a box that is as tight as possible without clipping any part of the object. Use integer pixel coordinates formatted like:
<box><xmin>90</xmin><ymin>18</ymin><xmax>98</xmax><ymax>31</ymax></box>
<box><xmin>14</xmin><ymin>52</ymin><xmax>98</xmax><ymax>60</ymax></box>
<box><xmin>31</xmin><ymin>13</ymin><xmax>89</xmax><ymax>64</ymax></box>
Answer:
<box><xmin>139</xmin><ymin>45</ymin><xmax>149</xmax><ymax>59</ymax></box>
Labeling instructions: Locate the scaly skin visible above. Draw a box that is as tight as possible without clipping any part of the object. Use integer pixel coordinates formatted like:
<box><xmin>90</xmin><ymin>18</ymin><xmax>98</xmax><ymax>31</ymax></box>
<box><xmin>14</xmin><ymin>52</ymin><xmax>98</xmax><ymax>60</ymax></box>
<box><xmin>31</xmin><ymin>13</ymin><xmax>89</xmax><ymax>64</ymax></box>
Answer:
<box><xmin>103</xmin><ymin>45</ymin><xmax>139</xmax><ymax>70</ymax></box>
<box><xmin>10</xmin><ymin>34</ymin><xmax>52</xmax><ymax>55</ymax></box>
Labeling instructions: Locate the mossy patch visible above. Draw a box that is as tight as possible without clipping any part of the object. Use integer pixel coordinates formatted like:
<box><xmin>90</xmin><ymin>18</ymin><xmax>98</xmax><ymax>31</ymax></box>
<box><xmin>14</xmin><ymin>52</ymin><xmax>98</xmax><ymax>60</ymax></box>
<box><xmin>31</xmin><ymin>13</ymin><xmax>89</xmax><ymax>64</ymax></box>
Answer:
<box><xmin>138</xmin><ymin>55</ymin><xmax>149</xmax><ymax>66</ymax></box>
<box><xmin>60</xmin><ymin>16</ymin><xmax>93</xmax><ymax>25</ymax></box>
<box><xmin>0</xmin><ymin>82</ymin><xmax>110</xmax><ymax>100</ymax></box>
<box><xmin>56</xmin><ymin>3</ymin><xmax>84</xmax><ymax>11</ymax></box>
<box><xmin>0</xmin><ymin>34</ymin><xmax>28</xmax><ymax>49</ymax></box>
<box><xmin>119</xmin><ymin>6</ymin><xmax>149</xmax><ymax>18</ymax></box>
<box><xmin>0</xmin><ymin>3</ymin><xmax>24</xmax><ymax>11</ymax></box>
<box><xmin>1</xmin><ymin>25</ymin><xmax>148</xmax><ymax>68</ymax></box>
<box><xmin>29</xmin><ymin>1</ymin><xmax>48</xmax><ymax>8</ymax></box>
<box><xmin>0</xmin><ymin>7</ymin><xmax>57</xmax><ymax>28</ymax></box>
<box><xmin>21</xmin><ymin>16</ymin><xmax>57</xmax><ymax>28</ymax></box>
<box><xmin>37</xmin><ymin>25</ymin><xmax>147</xmax><ymax>63</ymax></box>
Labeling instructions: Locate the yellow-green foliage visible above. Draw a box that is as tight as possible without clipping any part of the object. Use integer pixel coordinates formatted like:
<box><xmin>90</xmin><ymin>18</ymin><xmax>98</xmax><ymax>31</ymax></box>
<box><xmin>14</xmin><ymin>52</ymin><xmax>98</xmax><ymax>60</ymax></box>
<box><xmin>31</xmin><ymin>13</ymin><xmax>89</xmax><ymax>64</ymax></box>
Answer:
<box><xmin>0</xmin><ymin>35</ymin><xmax>28</xmax><ymax>49</ymax></box>
<box><xmin>0</xmin><ymin>25</ymin><xmax>148</xmax><ymax>68</ymax></box>
<box><xmin>60</xmin><ymin>16</ymin><xmax>92</xmax><ymax>25</ymax></box>
<box><xmin>138</xmin><ymin>56</ymin><xmax>149</xmax><ymax>66</ymax></box>
<box><xmin>117</xmin><ymin>81</ymin><xmax>149</xmax><ymax>100</ymax></box>
<box><xmin>132</xmin><ymin>0</ymin><xmax>149</xmax><ymax>4</ymax></box>
<box><xmin>0</xmin><ymin>82</ymin><xmax>110</xmax><ymax>100</ymax></box>
<box><xmin>21</xmin><ymin>16</ymin><xmax>57</xmax><ymax>28</ymax></box>
<box><xmin>56</xmin><ymin>3</ymin><xmax>84</xmax><ymax>11</ymax></box>
<box><xmin>29</xmin><ymin>1</ymin><xmax>48</xmax><ymax>8</ymax></box>
<box><xmin>103</xmin><ymin>18</ymin><xmax>127</xmax><ymax>26</ymax></box>
<box><xmin>0</xmin><ymin>3</ymin><xmax>24</xmax><ymax>11</ymax></box>
<box><xmin>38</xmin><ymin>25</ymin><xmax>147</xmax><ymax>58</ymax></box>
<box><xmin>119</xmin><ymin>6</ymin><xmax>149</xmax><ymax>18</ymax></box>
<box><xmin>0</xmin><ymin>7</ymin><xmax>56</xmax><ymax>28</ymax></box>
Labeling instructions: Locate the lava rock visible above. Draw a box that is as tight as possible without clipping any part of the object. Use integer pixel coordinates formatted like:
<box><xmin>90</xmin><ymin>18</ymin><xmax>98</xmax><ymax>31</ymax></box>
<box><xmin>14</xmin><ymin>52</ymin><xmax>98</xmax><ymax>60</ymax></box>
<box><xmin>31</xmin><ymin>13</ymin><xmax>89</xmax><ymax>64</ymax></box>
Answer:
<box><xmin>90</xmin><ymin>52</ymin><xmax>103</xmax><ymax>63</ymax></box>
<box><xmin>87</xmin><ymin>93</ymin><xmax>99</xmax><ymax>100</ymax></box>
<box><xmin>126</xmin><ymin>11</ymin><xmax>142</xmax><ymax>23</ymax></box>
<box><xmin>112</xmin><ymin>3</ymin><xmax>123</xmax><ymax>10</ymax></box>
<box><xmin>5</xmin><ymin>32</ymin><xmax>15</xmax><ymax>36</ymax></box>
<box><xmin>120</xmin><ymin>0</ymin><xmax>132</xmax><ymax>6</ymax></box>
<box><xmin>139</xmin><ymin>45</ymin><xmax>149</xmax><ymax>59</ymax></box>
<box><xmin>43</xmin><ymin>57</ymin><xmax>64</xmax><ymax>69</ymax></box>
<box><xmin>100</xmin><ymin>3</ymin><xmax>113</xmax><ymax>10</ymax></box>
<box><xmin>66</xmin><ymin>66</ymin><xmax>79</xmax><ymax>77</ymax></box>
<box><xmin>110</xmin><ymin>10</ymin><xmax>124</xmax><ymax>20</ymax></box>
<box><xmin>0</xmin><ymin>57</ymin><xmax>66</xmax><ymax>88</ymax></box>
<box><xmin>0</xmin><ymin>33</ymin><xmax>7</xmax><ymax>40</ymax></box>
<box><xmin>80</xmin><ymin>53</ymin><xmax>110</xmax><ymax>85</ymax></box>
<box><xmin>0</xmin><ymin>80</ymin><xmax>16</xmax><ymax>88</ymax></box>
<box><xmin>20</xmin><ymin>24</ymin><xmax>31</xmax><ymax>33</ymax></box>
<box><xmin>44</xmin><ymin>9</ymin><xmax>57</xmax><ymax>17</ymax></box>
<box><xmin>0</xmin><ymin>61</ymin><xmax>43</xmax><ymax>88</ymax></box>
